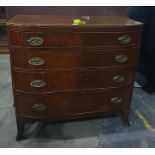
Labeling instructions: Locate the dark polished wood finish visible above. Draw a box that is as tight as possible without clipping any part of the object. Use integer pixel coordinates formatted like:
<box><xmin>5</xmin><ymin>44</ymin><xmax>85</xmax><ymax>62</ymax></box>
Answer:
<box><xmin>14</xmin><ymin>66</ymin><xmax>135</xmax><ymax>93</ymax></box>
<box><xmin>16</xmin><ymin>86</ymin><xmax>132</xmax><ymax>118</ymax></box>
<box><xmin>7</xmin><ymin>15</ymin><xmax>143</xmax><ymax>140</ymax></box>
<box><xmin>8</xmin><ymin>30</ymin><xmax>142</xmax><ymax>48</ymax></box>
<box><xmin>11</xmin><ymin>48</ymin><xmax>139</xmax><ymax>69</ymax></box>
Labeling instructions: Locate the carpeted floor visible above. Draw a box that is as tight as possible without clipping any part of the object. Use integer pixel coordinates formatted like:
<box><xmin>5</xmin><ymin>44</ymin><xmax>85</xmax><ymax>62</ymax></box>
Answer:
<box><xmin>0</xmin><ymin>54</ymin><xmax>155</xmax><ymax>148</ymax></box>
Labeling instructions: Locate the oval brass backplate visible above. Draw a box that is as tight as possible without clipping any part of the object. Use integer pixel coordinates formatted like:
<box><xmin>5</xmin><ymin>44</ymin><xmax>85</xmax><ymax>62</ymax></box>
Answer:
<box><xmin>29</xmin><ymin>57</ymin><xmax>45</xmax><ymax>66</ymax></box>
<box><xmin>113</xmin><ymin>75</ymin><xmax>125</xmax><ymax>83</ymax></box>
<box><xmin>115</xmin><ymin>55</ymin><xmax>128</xmax><ymax>63</ymax></box>
<box><xmin>30</xmin><ymin>80</ymin><xmax>46</xmax><ymax>88</ymax></box>
<box><xmin>32</xmin><ymin>104</ymin><xmax>46</xmax><ymax>112</ymax></box>
<box><xmin>27</xmin><ymin>37</ymin><xmax>44</xmax><ymax>46</ymax></box>
<box><xmin>118</xmin><ymin>35</ymin><xmax>131</xmax><ymax>44</ymax></box>
<box><xmin>111</xmin><ymin>97</ymin><xmax>123</xmax><ymax>104</ymax></box>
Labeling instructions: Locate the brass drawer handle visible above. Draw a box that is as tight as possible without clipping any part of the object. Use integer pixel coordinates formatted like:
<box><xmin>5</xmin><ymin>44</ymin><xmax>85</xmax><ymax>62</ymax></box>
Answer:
<box><xmin>118</xmin><ymin>35</ymin><xmax>131</xmax><ymax>44</ymax></box>
<box><xmin>32</xmin><ymin>104</ymin><xmax>46</xmax><ymax>112</ymax></box>
<box><xmin>111</xmin><ymin>97</ymin><xmax>123</xmax><ymax>104</ymax></box>
<box><xmin>113</xmin><ymin>75</ymin><xmax>125</xmax><ymax>83</ymax></box>
<box><xmin>115</xmin><ymin>55</ymin><xmax>128</xmax><ymax>63</ymax></box>
<box><xmin>30</xmin><ymin>80</ymin><xmax>46</xmax><ymax>88</ymax></box>
<box><xmin>27</xmin><ymin>37</ymin><xmax>44</xmax><ymax>46</ymax></box>
<box><xmin>29</xmin><ymin>57</ymin><xmax>45</xmax><ymax>66</ymax></box>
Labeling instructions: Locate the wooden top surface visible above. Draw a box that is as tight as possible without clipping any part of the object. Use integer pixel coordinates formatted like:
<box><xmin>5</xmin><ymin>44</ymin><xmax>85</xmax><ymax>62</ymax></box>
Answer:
<box><xmin>7</xmin><ymin>15</ymin><xmax>143</xmax><ymax>28</ymax></box>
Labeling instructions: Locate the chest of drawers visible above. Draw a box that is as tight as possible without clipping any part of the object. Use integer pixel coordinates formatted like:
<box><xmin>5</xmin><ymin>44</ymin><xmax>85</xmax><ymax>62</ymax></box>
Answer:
<box><xmin>7</xmin><ymin>15</ymin><xmax>143</xmax><ymax>140</ymax></box>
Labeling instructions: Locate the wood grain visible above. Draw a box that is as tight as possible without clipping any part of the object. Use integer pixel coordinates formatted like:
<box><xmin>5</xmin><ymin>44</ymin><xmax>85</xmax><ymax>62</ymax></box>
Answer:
<box><xmin>7</xmin><ymin>15</ymin><xmax>143</xmax><ymax>140</ymax></box>
<box><xmin>11</xmin><ymin>47</ymin><xmax>139</xmax><ymax>70</ymax></box>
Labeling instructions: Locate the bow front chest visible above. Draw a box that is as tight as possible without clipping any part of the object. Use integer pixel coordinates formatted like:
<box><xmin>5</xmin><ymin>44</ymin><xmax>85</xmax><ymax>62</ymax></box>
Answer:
<box><xmin>7</xmin><ymin>15</ymin><xmax>143</xmax><ymax>140</ymax></box>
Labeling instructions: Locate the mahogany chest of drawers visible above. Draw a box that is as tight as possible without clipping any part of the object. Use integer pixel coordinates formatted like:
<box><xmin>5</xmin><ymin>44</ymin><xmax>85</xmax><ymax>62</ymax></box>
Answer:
<box><xmin>7</xmin><ymin>15</ymin><xmax>143</xmax><ymax>140</ymax></box>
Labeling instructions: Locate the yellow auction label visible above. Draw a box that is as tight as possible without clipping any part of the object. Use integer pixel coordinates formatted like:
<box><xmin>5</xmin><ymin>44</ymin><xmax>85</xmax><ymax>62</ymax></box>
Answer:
<box><xmin>72</xmin><ymin>18</ymin><xmax>86</xmax><ymax>25</ymax></box>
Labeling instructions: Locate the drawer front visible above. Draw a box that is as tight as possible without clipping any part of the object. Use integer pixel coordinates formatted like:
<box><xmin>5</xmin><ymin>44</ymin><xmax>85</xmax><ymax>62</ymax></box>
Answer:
<box><xmin>16</xmin><ymin>86</ymin><xmax>133</xmax><ymax>118</ymax></box>
<box><xmin>9</xmin><ymin>30</ymin><xmax>81</xmax><ymax>47</ymax></box>
<box><xmin>82</xmin><ymin>31</ymin><xmax>141</xmax><ymax>47</ymax></box>
<box><xmin>14</xmin><ymin>66</ymin><xmax>135</xmax><ymax>92</ymax></box>
<box><xmin>9</xmin><ymin>30</ymin><xmax>141</xmax><ymax>48</ymax></box>
<box><xmin>12</xmin><ymin>48</ymin><xmax>138</xmax><ymax>69</ymax></box>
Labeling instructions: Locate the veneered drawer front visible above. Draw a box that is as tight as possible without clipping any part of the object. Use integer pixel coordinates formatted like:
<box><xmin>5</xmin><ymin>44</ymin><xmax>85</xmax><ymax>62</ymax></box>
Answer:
<box><xmin>9</xmin><ymin>30</ymin><xmax>82</xmax><ymax>47</ymax></box>
<box><xmin>12</xmin><ymin>48</ymin><xmax>139</xmax><ymax>70</ymax></box>
<box><xmin>9</xmin><ymin>30</ymin><xmax>141</xmax><ymax>48</ymax></box>
<box><xmin>14</xmin><ymin>66</ymin><xmax>135</xmax><ymax>93</ymax></box>
<box><xmin>82</xmin><ymin>31</ymin><xmax>141</xmax><ymax>47</ymax></box>
<box><xmin>16</xmin><ymin>85</ymin><xmax>133</xmax><ymax>118</ymax></box>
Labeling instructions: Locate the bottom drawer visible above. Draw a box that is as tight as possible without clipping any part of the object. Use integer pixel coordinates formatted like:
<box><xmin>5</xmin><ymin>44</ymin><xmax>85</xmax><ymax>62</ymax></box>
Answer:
<box><xmin>15</xmin><ymin>85</ymin><xmax>133</xmax><ymax>118</ymax></box>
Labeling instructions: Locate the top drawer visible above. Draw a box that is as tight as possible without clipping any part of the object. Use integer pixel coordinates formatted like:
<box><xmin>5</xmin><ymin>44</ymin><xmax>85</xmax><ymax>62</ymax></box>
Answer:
<box><xmin>8</xmin><ymin>30</ymin><xmax>142</xmax><ymax>48</ymax></box>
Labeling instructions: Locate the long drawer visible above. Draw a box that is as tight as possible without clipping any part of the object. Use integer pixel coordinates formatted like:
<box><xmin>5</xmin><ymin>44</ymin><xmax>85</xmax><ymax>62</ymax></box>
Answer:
<box><xmin>9</xmin><ymin>30</ymin><xmax>141</xmax><ymax>48</ymax></box>
<box><xmin>14</xmin><ymin>66</ymin><xmax>135</xmax><ymax>93</ymax></box>
<box><xmin>12</xmin><ymin>47</ymin><xmax>138</xmax><ymax>70</ymax></box>
<box><xmin>16</xmin><ymin>85</ymin><xmax>133</xmax><ymax>118</ymax></box>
